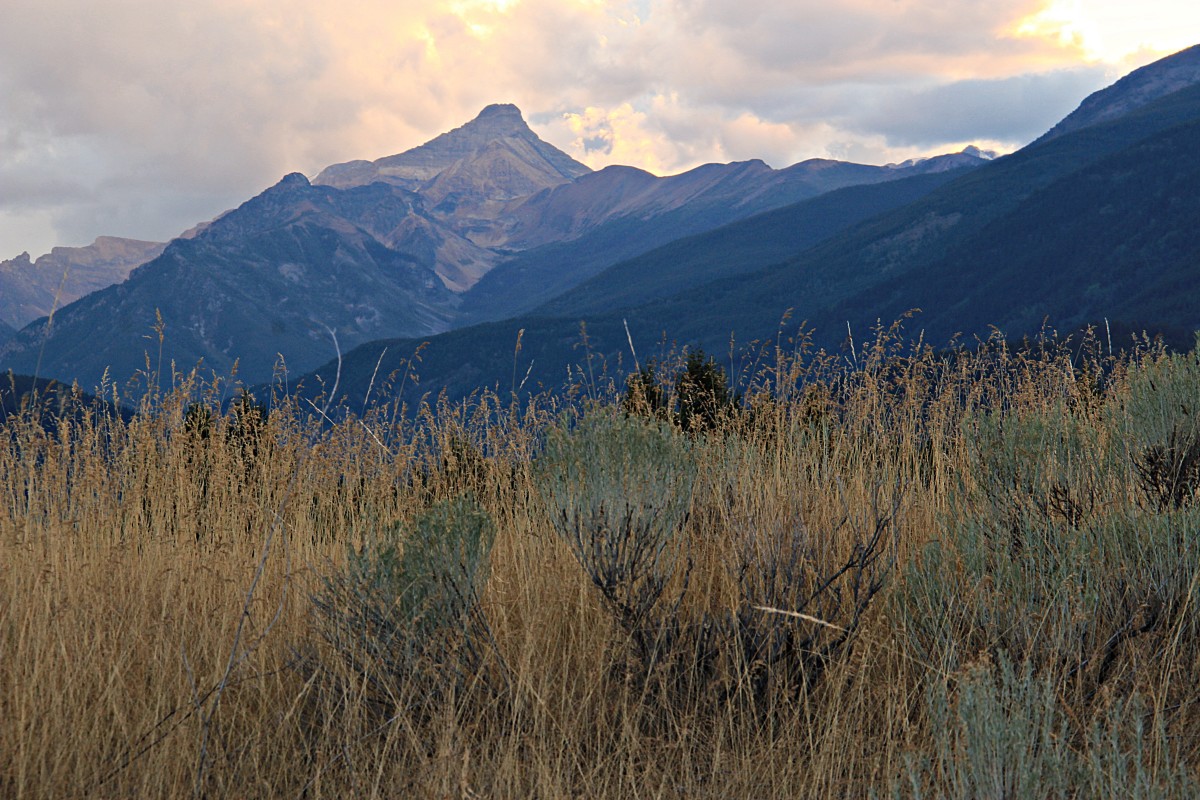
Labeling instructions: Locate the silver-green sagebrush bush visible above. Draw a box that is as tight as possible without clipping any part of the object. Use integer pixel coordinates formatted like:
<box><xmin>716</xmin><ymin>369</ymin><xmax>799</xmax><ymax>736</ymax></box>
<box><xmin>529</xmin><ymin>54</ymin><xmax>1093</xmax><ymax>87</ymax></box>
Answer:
<box><xmin>897</xmin><ymin>402</ymin><xmax>1113</xmax><ymax>672</ymax></box>
<box><xmin>1083</xmin><ymin>695</ymin><xmax>1199</xmax><ymax>799</ymax></box>
<box><xmin>1116</xmin><ymin>346</ymin><xmax>1200</xmax><ymax>510</ymax></box>
<box><xmin>534</xmin><ymin>412</ymin><xmax>697</xmax><ymax>641</ymax></box>
<box><xmin>899</xmin><ymin>654</ymin><xmax>1073</xmax><ymax>800</ymax></box>
<box><xmin>893</xmin><ymin>363</ymin><xmax>1200</xmax><ymax>798</ymax></box>
<box><xmin>899</xmin><ymin>395</ymin><xmax>1200</xmax><ymax>685</ymax></box>
<box><xmin>311</xmin><ymin>495</ymin><xmax>497</xmax><ymax>715</ymax></box>
<box><xmin>535</xmin><ymin>412</ymin><xmax>901</xmax><ymax>715</ymax></box>
<box><xmin>895</xmin><ymin>658</ymin><xmax>1197</xmax><ymax>800</ymax></box>
<box><xmin>1118</xmin><ymin>341</ymin><xmax>1200</xmax><ymax>450</ymax></box>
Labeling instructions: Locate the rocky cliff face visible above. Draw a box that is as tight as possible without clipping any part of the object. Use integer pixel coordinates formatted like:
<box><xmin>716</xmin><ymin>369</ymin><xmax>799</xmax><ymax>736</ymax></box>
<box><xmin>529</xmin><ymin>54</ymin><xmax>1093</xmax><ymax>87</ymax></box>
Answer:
<box><xmin>0</xmin><ymin>236</ymin><xmax>166</xmax><ymax>329</ymax></box>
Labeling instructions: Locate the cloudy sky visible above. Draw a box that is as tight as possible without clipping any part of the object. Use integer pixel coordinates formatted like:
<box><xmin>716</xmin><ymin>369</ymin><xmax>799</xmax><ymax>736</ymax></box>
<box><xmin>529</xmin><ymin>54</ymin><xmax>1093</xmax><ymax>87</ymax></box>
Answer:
<box><xmin>1</xmin><ymin>0</ymin><xmax>1197</xmax><ymax>260</ymax></box>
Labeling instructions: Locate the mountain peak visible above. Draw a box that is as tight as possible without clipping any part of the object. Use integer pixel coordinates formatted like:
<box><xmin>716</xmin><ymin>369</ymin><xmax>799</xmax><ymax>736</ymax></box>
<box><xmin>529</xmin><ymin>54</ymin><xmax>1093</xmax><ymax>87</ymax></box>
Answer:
<box><xmin>314</xmin><ymin>104</ymin><xmax>587</xmax><ymax>192</ymax></box>
<box><xmin>476</xmin><ymin>103</ymin><xmax>523</xmax><ymax>120</ymax></box>
<box><xmin>276</xmin><ymin>172</ymin><xmax>312</xmax><ymax>189</ymax></box>
<box><xmin>455</xmin><ymin>103</ymin><xmax>535</xmax><ymax>139</ymax></box>
<box><xmin>960</xmin><ymin>145</ymin><xmax>996</xmax><ymax>160</ymax></box>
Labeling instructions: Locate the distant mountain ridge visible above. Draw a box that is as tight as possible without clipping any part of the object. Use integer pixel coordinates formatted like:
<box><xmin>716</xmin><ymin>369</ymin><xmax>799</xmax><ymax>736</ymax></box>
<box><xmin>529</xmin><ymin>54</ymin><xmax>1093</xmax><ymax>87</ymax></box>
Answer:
<box><xmin>457</xmin><ymin>147</ymin><xmax>993</xmax><ymax>322</ymax></box>
<box><xmin>0</xmin><ymin>236</ymin><xmax>165</xmax><ymax>330</ymax></box>
<box><xmin>537</xmin><ymin>170</ymin><xmax>969</xmax><ymax>318</ymax></box>
<box><xmin>623</xmin><ymin>78</ymin><xmax>1200</xmax><ymax>357</ymax></box>
<box><xmin>0</xmin><ymin>176</ymin><xmax>458</xmax><ymax>389</ymax></box>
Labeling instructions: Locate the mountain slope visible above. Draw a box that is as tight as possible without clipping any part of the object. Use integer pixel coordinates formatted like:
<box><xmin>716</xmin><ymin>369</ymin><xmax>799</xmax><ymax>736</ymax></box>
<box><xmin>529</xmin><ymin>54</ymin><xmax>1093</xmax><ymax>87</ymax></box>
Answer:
<box><xmin>1036</xmin><ymin>43</ymin><xmax>1200</xmax><ymax>144</ymax></box>
<box><xmin>824</xmin><ymin>116</ymin><xmax>1200</xmax><ymax>343</ymax></box>
<box><xmin>1</xmin><ymin>373</ymin><xmax>132</xmax><ymax>430</ymax></box>
<box><xmin>622</xmin><ymin>79</ymin><xmax>1200</xmax><ymax>355</ymax></box>
<box><xmin>280</xmin><ymin>314</ymin><xmax>624</xmax><ymax>411</ymax></box>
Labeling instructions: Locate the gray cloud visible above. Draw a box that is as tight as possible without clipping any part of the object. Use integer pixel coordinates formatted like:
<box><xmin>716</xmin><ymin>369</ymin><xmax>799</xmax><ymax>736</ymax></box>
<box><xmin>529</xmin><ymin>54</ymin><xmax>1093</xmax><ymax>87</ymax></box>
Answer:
<box><xmin>0</xmin><ymin>2</ymin><xmax>367</xmax><ymax>252</ymax></box>
<box><xmin>847</xmin><ymin>68</ymin><xmax>1113</xmax><ymax>147</ymax></box>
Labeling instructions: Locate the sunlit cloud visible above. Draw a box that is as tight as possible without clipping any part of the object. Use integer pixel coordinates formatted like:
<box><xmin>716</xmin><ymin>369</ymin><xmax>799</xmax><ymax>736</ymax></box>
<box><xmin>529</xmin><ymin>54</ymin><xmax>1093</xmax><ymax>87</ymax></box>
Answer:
<box><xmin>1011</xmin><ymin>1</ymin><xmax>1099</xmax><ymax>57</ymax></box>
<box><xmin>1010</xmin><ymin>1</ymin><xmax>1200</xmax><ymax>66</ymax></box>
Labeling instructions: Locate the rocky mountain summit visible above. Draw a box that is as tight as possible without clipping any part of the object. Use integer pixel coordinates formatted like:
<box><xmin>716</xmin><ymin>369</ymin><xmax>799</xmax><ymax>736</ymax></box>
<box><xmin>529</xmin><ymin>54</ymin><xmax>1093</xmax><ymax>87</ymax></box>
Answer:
<box><xmin>885</xmin><ymin>145</ymin><xmax>997</xmax><ymax>172</ymax></box>
<box><xmin>314</xmin><ymin>104</ymin><xmax>596</xmax><ymax>288</ymax></box>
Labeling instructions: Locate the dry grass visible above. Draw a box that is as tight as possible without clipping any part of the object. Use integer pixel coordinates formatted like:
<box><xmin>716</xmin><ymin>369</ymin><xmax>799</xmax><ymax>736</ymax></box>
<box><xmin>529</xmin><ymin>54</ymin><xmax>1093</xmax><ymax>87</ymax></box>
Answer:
<box><xmin>2</xmin><ymin>326</ymin><xmax>1199</xmax><ymax>797</ymax></box>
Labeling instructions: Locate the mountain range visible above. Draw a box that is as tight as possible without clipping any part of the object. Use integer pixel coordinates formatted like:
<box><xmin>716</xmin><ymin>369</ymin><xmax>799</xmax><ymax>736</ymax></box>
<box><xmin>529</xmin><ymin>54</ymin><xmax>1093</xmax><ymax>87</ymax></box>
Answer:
<box><xmin>0</xmin><ymin>104</ymin><xmax>990</xmax><ymax>389</ymax></box>
<box><xmin>286</xmin><ymin>43</ymin><xmax>1200</xmax><ymax>407</ymax></box>
<box><xmin>2</xmin><ymin>43</ymin><xmax>1199</xmax><ymax>405</ymax></box>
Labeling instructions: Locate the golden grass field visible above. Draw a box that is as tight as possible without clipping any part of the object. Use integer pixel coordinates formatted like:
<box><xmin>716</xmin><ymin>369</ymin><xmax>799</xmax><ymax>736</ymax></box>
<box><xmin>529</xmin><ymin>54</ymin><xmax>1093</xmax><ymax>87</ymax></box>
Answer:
<box><xmin>2</xmin><ymin>326</ymin><xmax>1198</xmax><ymax>797</ymax></box>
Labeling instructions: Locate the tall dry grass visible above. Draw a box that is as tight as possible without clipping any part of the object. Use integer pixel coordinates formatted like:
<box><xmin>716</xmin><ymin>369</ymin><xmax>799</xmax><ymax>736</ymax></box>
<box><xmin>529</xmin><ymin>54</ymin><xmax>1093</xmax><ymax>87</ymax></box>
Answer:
<box><xmin>1</xmin><ymin>325</ymin><xmax>1198</xmax><ymax>798</ymax></box>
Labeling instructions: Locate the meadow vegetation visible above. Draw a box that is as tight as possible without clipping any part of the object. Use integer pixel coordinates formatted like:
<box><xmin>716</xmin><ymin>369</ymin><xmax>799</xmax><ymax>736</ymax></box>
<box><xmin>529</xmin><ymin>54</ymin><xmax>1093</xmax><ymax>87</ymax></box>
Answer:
<box><xmin>2</xmin><ymin>322</ymin><xmax>1199</xmax><ymax>798</ymax></box>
